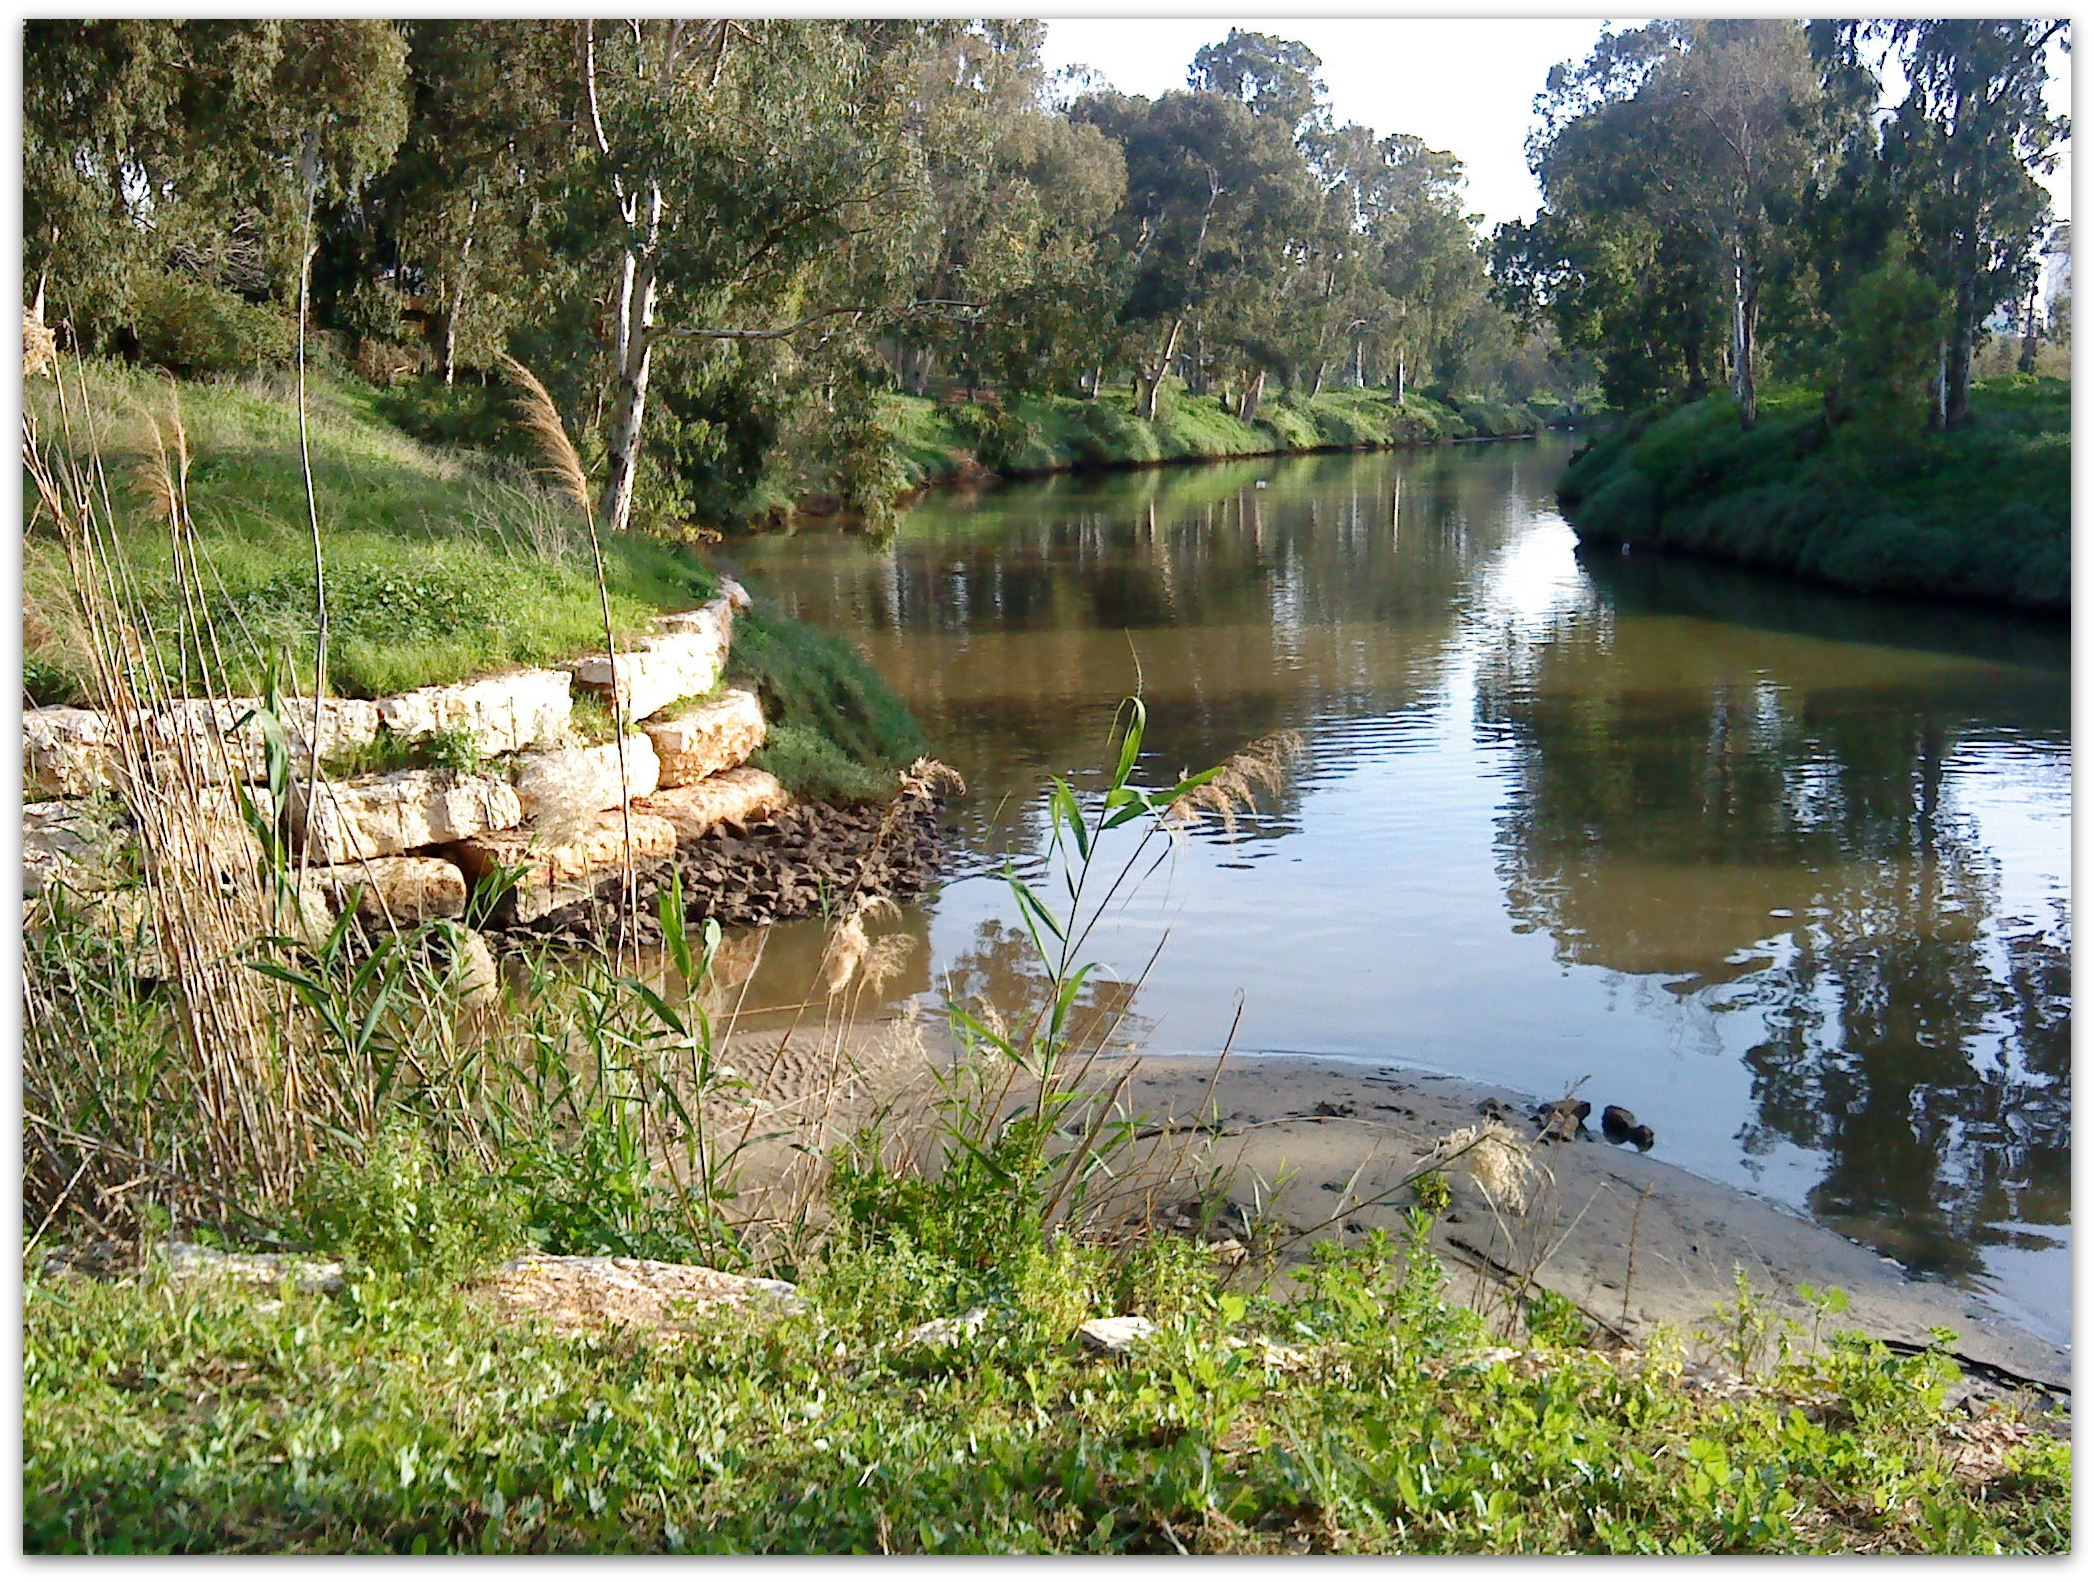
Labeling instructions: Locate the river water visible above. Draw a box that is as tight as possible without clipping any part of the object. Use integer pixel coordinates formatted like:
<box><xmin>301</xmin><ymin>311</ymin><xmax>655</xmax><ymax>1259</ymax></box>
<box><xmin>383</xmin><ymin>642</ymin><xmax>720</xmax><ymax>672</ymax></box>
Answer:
<box><xmin>728</xmin><ymin>438</ymin><xmax>2071</xmax><ymax>1344</ymax></box>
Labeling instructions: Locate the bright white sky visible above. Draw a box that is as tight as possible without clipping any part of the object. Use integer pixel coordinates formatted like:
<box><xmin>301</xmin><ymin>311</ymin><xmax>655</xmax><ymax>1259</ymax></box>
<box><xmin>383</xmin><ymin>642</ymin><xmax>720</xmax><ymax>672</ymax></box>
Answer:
<box><xmin>1038</xmin><ymin>15</ymin><xmax>2073</xmax><ymax>232</ymax></box>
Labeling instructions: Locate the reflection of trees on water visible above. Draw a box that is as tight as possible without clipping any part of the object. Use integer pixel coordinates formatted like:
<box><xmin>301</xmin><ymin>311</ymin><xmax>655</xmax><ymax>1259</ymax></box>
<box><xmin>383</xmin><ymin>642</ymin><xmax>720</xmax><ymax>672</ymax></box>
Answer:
<box><xmin>938</xmin><ymin>917</ymin><xmax>1152</xmax><ymax>1055</ymax></box>
<box><xmin>742</xmin><ymin>444</ymin><xmax>1561</xmax><ymax>869</ymax></box>
<box><xmin>1478</xmin><ymin>592</ymin><xmax>2070</xmax><ymax>1284</ymax></box>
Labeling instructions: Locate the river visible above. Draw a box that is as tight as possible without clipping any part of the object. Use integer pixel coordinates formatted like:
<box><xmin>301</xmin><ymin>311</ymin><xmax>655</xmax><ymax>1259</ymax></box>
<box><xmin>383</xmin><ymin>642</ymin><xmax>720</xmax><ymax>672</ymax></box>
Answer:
<box><xmin>726</xmin><ymin>436</ymin><xmax>2071</xmax><ymax>1345</ymax></box>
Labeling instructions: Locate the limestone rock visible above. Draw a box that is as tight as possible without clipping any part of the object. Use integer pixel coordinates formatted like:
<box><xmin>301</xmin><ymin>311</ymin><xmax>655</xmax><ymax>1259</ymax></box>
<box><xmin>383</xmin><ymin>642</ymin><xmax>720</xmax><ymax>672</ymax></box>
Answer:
<box><xmin>1076</xmin><ymin>1315</ymin><xmax>1157</xmax><ymax>1355</ymax></box>
<box><xmin>483</xmin><ymin>1252</ymin><xmax>800</xmax><ymax>1338</ymax></box>
<box><xmin>293</xmin><ymin>770</ymin><xmax>524</xmax><ymax>864</ymax></box>
<box><xmin>157</xmin><ymin>1240</ymin><xmax>345</xmax><ymax>1295</ymax></box>
<box><xmin>903</xmin><ymin>1306</ymin><xmax>990</xmax><ymax>1348</ymax></box>
<box><xmin>22</xmin><ymin>798</ymin><xmax>126</xmax><ymax>897</ymax></box>
<box><xmin>714</xmin><ymin>575</ymin><xmax>753</xmax><ymax>613</ymax></box>
<box><xmin>24</xmin><ymin>707</ymin><xmax>115</xmax><ymax>797</ymax></box>
<box><xmin>376</xmin><ymin>668</ymin><xmax>572</xmax><ymax>757</ymax></box>
<box><xmin>447</xmin><ymin>809</ymin><xmax>678</xmax><ymax>922</ymax></box>
<box><xmin>149</xmin><ymin>696</ymin><xmax>384</xmax><ymax>782</ymax></box>
<box><xmin>513</xmin><ymin>733</ymin><xmax>661</xmax><ymax>822</ymax></box>
<box><xmin>644</xmin><ymin>688</ymin><xmax>766</xmax><ymax>788</ymax></box>
<box><xmin>574</xmin><ymin>599</ymin><xmax>734</xmax><ymax>722</ymax></box>
<box><xmin>306</xmin><ymin>856</ymin><xmax>469</xmax><ymax>923</ymax></box>
<box><xmin>635</xmin><ymin>766</ymin><xmax>791</xmax><ymax>843</ymax></box>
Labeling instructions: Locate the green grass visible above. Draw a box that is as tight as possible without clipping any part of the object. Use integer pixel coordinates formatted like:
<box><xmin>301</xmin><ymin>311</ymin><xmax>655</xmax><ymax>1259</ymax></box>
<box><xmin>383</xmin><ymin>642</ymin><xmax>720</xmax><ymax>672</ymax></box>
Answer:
<box><xmin>1557</xmin><ymin>377</ymin><xmax>2070</xmax><ymax>612</ymax></box>
<box><xmin>23</xmin><ymin>361</ymin><xmax>720</xmax><ymax>703</ymax></box>
<box><xmin>729</xmin><ymin>602</ymin><xmax>929</xmax><ymax>802</ymax></box>
<box><xmin>885</xmin><ymin>383</ymin><xmax>1539</xmax><ymax>490</ymax></box>
<box><xmin>22</xmin><ymin>1217</ymin><xmax>2067</xmax><ymax>1554</ymax></box>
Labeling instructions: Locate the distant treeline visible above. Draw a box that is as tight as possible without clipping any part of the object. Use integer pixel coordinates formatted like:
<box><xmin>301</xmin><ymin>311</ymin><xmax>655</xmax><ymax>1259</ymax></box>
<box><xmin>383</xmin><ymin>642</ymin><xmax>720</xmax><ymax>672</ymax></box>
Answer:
<box><xmin>1492</xmin><ymin>20</ymin><xmax>2069</xmax><ymax>438</ymax></box>
<box><xmin>24</xmin><ymin>21</ymin><xmax>1587</xmax><ymax>533</ymax></box>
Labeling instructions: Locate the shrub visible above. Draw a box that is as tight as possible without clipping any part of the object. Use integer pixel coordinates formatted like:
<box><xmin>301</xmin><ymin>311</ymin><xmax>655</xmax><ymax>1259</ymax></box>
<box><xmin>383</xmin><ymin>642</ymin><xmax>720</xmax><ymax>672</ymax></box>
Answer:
<box><xmin>128</xmin><ymin>273</ymin><xmax>296</xmax><ymax>377</ymax></box>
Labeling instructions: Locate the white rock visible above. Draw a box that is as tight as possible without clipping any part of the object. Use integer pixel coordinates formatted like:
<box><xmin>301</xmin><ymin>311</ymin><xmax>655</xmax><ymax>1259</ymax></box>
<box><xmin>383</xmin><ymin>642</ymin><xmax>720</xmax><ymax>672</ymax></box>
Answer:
<box><xmin>447</xmin><ymin>809</ymin><xmax>679</xmax><ymax>922</ymax></box>
<box><xmin>157</xmin><ymin>1240</ymin><xmax>345</xmax><ymax>1295</ymax></box>
<box><xmin>904</xmin><ymin>1306</ymin><xmax>991</xmax><ymax>1348</ymax></box>
<box><xmin>575</xmin><ymin>598</ymin><xmax>735</xmax><ymax>722</ymax></box>
<box><xmin>305</xmin><ymin>856</ymin><xmax>469</xmax><ymax>923</ymax></box>
<box><xmin>644</xmin><ymin>688</ymin><xmax>766</xmax><ymax>788</ymax></box>
<box><xmin>635</xmin><ymin>766</ymin><xmax>791</xmax><ymax>843</ymax></box>
<box><xmin>22</xmin><ymin>798</ymin><xmax>125</xmax><ymax>897</ymax></box>
<box><xmin>513</xmin><ymin>734</ymin><xmax>661</xmax><ymax>823</ymax></box>
<box><xmin>292</xmin><ymin>770</ymin><xmax>524</xmax><ymax>864</ymax></box>
<box><xmin>149</xmin><ymin>696</ymin><xmax>384</xmax><ymax>782</ymax></box>
<box><xmin>23</xmin><ymin>707</ymin><xmax>115</xmax><ymax>796</ymax></box>
<box><xmin>1076</xmin><ymin>1315</ymin><xmax>1157</xmax><ymax>1355</ymax></box>
<box><xmin>376</xmin><ymin>668</ymin><xmax>572</xmax><ymax>757</ymax></box>
<box><xmin>713</xmin><ymin>576</ymin><xmax>753</xmax><ymax>613</ymax></box>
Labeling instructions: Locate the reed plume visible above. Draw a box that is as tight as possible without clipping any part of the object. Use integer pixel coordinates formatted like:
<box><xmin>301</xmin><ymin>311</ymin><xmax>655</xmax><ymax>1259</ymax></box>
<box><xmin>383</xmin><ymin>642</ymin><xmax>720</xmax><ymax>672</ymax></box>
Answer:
<box><xmin>498</xmin><ymin>353</ymin><xmax>594</xmax><ymax>522</ymax></box>
<box><xmin>1165</xmin><ymin>729</ymin><xmax>1302</xmax><ymax>838</ymax></box>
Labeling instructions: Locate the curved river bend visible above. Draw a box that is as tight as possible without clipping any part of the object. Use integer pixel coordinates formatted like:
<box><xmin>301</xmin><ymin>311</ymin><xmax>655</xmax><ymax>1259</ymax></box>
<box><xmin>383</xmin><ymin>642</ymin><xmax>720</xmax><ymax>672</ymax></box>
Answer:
<box><xmin>730</xmin><ymin>438</ymin><xmax>2071</xmax><ymax>1346</ymax></box>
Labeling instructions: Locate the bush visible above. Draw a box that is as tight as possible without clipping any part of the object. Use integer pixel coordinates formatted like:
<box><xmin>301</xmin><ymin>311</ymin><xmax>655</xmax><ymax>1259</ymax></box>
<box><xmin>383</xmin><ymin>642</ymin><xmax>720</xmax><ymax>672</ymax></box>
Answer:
<box><xmin>128</xmin><ymin>273</ymin><xmax>296</xmax><ymax>377</ymax></box>
<box><xmin>729</xmin><ymin>601</ymin><xmax>926</xmax><ymax>802</ymax></box>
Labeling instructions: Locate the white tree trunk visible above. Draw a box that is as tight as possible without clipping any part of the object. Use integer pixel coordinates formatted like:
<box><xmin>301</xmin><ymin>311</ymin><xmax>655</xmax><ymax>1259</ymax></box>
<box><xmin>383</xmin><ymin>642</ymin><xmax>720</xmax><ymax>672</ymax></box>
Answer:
<box><xmin>598</xmin><ymin>250</ymin><xmax>658</xmax><ymax>533</ymax></box>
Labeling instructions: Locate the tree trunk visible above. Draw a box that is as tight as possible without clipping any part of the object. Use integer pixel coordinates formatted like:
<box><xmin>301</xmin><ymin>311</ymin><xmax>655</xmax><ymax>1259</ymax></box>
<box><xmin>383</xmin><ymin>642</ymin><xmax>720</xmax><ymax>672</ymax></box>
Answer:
<box><xmin>1137</xmin><ymin>316</ymin><xmax>1184</xmax><ymax>422</ymax></box>
<box><xmin>1308</xmin><ymin>361</ymin><xmax>1327</xmax><ymax>399</ymax></box>
<box><xmin>598</xmin><ymin>250</ymin><xmax>658</xmax><ymax>533</ymax></box>
<box><xmin>1730</xmin><ymin>241</ymin><xmax>1759</xmax><ymax>432</ymax></box>
<box><xmin>431</xmin><ymin>305</ymin><xmax>458</xmax><ymax>387</ymax></box>
<box><xmin>2018</xmin><ymin>279</ymin><xmax>2042</xmax><ymax>374</ymax></box>
<box><xmin>1943</xmin><ymin>298</ymin><xmax>1976</xmax><ymax>428</ymax></box>
<box><xmin>1389</xmin><ymin>350</ymin><xmax>1406</xmax><ymax>405</ymax></box>
<box><xmin>1236</xmin><ymin>366</ymin><xmax>1266</xmax><ymax>423</ymax></box>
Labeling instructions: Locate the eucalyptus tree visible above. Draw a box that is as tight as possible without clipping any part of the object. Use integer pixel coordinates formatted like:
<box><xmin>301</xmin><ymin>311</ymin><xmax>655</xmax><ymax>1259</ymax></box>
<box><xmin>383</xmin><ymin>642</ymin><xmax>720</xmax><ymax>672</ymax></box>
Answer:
<box><xmin>1866</xmin><ymin>20</ymin><xmax>2069</xmax><ymax>426</ymax></box>
<box><xmin>23</xmin><ymin>19</ymin><xmax>408</xmax><ymax>342</ymax></box>
<box><xmin>566</xmin><ymin>19</ymin><xmax>944</xmax><ymax>533</ymax></box>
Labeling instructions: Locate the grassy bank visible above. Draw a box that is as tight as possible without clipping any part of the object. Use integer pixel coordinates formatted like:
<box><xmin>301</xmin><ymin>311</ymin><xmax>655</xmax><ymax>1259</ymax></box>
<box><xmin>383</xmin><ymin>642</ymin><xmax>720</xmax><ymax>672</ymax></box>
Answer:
<box><xmin>884</xmin><ymin>384</ymin><xmax>1543</xmax><ymax>493</ymax></box>
<box><xmin>1555</xmin><ymin>377</ymin><xmax>2069</xmax><ymax>612</ymax></box>
<box><xmin>22</xmin><ymin>360</ymin><xmax>922</xmax><ymax>801</ymax></box>
<box><xmin>25</xmin><ymin>1216</ymin><xmax>2066</xmax><ymax>1554</ymax></box>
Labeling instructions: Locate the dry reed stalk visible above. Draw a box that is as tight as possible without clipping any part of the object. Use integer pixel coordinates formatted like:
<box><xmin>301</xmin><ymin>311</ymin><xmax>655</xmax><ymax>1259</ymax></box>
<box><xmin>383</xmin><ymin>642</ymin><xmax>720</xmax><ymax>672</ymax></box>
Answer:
<box><xmin>1164</xmin><ymin>730</ymin><xmax>1303</xmax><ymax>839</ymax></box>
<box><xmin>497</xmin><ymin>352</ymin><xmax>639</xmax><ymax>962</ymax></box>
<box><xmin>24</xmin><ymin>361</ymin><xmax>317</xmax><ymax>1216</ymax></box>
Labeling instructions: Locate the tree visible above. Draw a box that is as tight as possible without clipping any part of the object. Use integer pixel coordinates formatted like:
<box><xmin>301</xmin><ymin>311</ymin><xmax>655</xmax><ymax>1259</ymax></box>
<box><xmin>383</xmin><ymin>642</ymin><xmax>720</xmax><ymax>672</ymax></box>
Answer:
<box><xmin>564</xmin><ymin>19</ymin><xmax>946</xmax><ymax>533</ymax></box>
<box><xmin>1870</xmin><ymin>20</ymin><xmax>2069</xmax><ymax>426</ymax></box>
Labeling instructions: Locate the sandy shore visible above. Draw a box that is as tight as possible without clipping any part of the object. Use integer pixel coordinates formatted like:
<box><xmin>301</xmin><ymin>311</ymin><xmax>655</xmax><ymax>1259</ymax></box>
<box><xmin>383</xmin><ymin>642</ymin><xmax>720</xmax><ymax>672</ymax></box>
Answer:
<box><xmin>1117</xmin><ymin>1052</ymin><xmax>2069</xmax><ymax>1398</ymax></box>
<box><xmin>713</xmin><ymin>1014</ymin><xmax>2067</xmax><ymax>1401</ymax></box>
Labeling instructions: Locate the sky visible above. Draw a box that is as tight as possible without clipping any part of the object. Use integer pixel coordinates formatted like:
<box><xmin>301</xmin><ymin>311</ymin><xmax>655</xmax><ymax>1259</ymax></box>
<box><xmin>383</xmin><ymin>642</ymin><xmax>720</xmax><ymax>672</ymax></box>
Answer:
<box><xmin>1038</xmin><ymin>16</ymin><xmax>2074</xmax><ymax>233</ymax></box>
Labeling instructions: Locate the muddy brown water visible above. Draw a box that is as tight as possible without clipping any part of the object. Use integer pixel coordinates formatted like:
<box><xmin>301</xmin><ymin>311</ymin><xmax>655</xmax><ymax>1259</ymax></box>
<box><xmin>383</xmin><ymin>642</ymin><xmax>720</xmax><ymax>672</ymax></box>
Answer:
<box><xmin>723</xmin><ymin>438</ymin><xmax>2070</xmax><ymax>1346</ymax></box>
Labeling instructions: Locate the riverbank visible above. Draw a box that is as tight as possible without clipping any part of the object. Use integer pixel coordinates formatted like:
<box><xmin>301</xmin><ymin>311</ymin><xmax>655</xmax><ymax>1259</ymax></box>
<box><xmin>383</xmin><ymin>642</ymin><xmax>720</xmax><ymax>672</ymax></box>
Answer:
<box><xmin>23</xmin><ymin>1016</ymin><xmax>2070</xmax><ymax>1553</ymax></box>
<box><xmin>881</xmin><ymin>385</ymin><xmax>1545</xmax><ymax>497</ymax></box>
<box><xmin>1555</xmin><ymin>377</ymin><xmax>2068</xmax><ymax>612</ymax></box>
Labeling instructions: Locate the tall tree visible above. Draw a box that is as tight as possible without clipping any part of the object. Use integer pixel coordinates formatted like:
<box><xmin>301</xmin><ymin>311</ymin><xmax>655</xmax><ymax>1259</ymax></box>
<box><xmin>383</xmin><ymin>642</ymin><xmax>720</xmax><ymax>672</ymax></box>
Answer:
<box><xmin>1870</xmin><ymin>20</ymin><xmax>2069</xmax><ymax>426</ymax></box>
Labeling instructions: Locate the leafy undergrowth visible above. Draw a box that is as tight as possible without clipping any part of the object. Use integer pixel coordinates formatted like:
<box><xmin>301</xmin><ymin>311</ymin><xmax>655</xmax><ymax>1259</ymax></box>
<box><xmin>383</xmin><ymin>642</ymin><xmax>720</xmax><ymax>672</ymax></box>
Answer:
<box><xmin>22</xmin><ymin>360</ymin><xmax>720</xmax><ymax>703</ymax></box>
<box><xmin>1556</xmin><ymin>377</ymin><xmax>2069</xmax><ymax>612</ymax></box>
<box><xmin>885</xmin><ymin>383</ymin><xmax>1540</xmax><ymax>491</ymax></box>
<box><xmin>22</xmin><ymin>1220</ymin><xmax>2068</xmax><ymax>1555</ymax></box>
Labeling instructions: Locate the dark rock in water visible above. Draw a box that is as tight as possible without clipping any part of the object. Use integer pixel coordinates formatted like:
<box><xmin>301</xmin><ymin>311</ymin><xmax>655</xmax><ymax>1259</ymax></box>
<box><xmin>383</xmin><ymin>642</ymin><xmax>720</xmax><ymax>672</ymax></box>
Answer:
<box><xmin>1628</xmin><ymin>1123</ymin><xmax>1655</xmax><ymax>1153</ymax></box>
<box><xmin>1601</xmin><ymin>1104</ymin><xmax>1637</xmax><ymax>1144</ymax></box>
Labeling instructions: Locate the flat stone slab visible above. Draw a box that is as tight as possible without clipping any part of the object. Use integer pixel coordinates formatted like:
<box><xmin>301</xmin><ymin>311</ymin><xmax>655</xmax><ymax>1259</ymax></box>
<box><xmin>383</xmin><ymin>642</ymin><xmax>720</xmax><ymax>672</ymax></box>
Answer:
<box><xmin>149</xmin><ymin>696</ymin><xmax>384</xmax><ymax>782</ymax></box>
<box><xmin>306</xmin><ymin>856</ymin><xmax>469</xmax><ymax>923</ymax></box>
<box><xmin>513</xmin><ymin>734</ymin><xmax>661</xmax><ymax>823</ymax></box>
<box><xmin>22</xmin><ymin>798</ymin><xmax>127</xmax><ymax>897</ymax></box>
<box><xmin>573</xmin><ymin>597</ymin><xmax>735</xmax><ymax>723</ymax></box>
<box><xmin>24</xmin><ymin>707</ymin><xmax>116</xmax><ymax>797</ymax></box>
<box><xmin>448</xmin><ymin>809</ymin><xmax>680</xmax><ymax>922</ymax></box>
<box><xmin>293</xmin><ymin>770</ymin><xmax>524</xmax><ymax>864</ymax></box>
<box><xmin>1076</xmin><ymin>1315</ymin><xmax>1157</xmax><ymax>1355</ymax></box>
<box><xmin>157</xmin><ymin>1240</ymin><xmax>345</xmax><ymax>1295</ymax></box>
<box><xmin>635</xmin><ymin>766</ymin><xmax>791</xmax><ymax>843</ymax></box>
<box><xmin>376</xmin><ymin>668</ymin><xmax>572</xmax><ymax>758</ymax></box>
<box><xmin>644</xmin><ymin>688</ymin><xmax>766</xmax><ymax>788</ymax></box>
<box><xmin>483</xmin><ymin>1252</ymin><xmax>800</xmax><ymax>1338</ymax></box>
